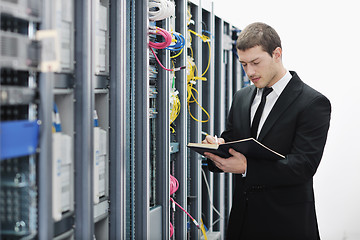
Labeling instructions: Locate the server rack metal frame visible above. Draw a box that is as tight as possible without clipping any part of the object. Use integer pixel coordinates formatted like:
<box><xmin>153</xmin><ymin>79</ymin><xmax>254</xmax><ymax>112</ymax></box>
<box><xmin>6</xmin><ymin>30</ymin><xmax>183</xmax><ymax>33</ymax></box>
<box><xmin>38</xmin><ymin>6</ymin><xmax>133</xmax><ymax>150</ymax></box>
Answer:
<box><xmin>93</xmin><ymin>1</ymin><xmax>110</xmax><ymax>239</ymax></box>
<box><xmin>173</xmin><ymin>0</ymin><xmax>189</xmax><ymax>239</ymax></box>
<box><xmin>134</xmin><ymin>0</ymin><xmax>151</xmax><ymax>238</ymax></box>
<box><xmin>125</xmin><ymin>0</ymin><xmax>137</xmax><ymax>239</ymax></box>
<box><xmin>200</xmin><ymin>1</ymin><xmax>217</xmax><ymax>238</ymax></box>
<box><xmin>187</xmin><ymin>0</ymin><xmax>203</xmax><ymax>239</ymax></box>
<box><xmin>38</xmin><ymin>0</ymin><xmax>55</xmax><ymax>238</ymax></box>
<box><xmin>109</xmin><ymin>0</ymin><xmax>127</xmax><ymax>239</ymax></box>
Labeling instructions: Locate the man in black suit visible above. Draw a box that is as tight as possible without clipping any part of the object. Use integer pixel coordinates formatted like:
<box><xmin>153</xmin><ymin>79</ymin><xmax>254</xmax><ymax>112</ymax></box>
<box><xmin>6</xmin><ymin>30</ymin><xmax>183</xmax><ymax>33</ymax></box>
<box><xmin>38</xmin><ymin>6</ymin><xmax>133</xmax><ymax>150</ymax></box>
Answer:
<box><xmin>203</xmin><ymin>22</ymin><xmax>331</xmax><ymax>239</ymax></box>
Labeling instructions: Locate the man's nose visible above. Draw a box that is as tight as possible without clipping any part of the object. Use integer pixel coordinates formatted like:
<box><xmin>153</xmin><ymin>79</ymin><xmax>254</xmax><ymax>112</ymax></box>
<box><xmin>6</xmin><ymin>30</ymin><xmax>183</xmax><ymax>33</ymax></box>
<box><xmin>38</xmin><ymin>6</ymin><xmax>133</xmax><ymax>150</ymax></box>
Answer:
<box><xmin>246</xmin><ymin>65</ymin><xmax>256</xmax><ymax>77</ymax></box>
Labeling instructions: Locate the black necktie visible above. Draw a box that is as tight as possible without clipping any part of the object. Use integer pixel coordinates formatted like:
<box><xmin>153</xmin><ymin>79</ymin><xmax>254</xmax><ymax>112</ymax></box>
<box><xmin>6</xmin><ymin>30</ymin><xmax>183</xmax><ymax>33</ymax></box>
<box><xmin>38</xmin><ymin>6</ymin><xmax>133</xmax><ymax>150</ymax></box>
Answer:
<box><xmin>251</xmin><ymin>87</ymin><xmax>273</xmax><ymax>139</ymax></box>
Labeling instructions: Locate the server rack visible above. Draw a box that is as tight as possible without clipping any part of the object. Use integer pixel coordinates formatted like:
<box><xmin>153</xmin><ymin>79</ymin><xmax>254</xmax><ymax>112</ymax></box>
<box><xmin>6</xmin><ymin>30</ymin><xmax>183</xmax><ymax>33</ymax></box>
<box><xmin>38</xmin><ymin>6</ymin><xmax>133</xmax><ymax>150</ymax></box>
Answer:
<box><xmin>0</xmin><ymin>1</ymin><xmax>41</xmax><ymax>239</ymax></box>
<box><xmin>0</xmin><ymin>0</ymin><xmax>244</xmax><ymax>239</ymax></box>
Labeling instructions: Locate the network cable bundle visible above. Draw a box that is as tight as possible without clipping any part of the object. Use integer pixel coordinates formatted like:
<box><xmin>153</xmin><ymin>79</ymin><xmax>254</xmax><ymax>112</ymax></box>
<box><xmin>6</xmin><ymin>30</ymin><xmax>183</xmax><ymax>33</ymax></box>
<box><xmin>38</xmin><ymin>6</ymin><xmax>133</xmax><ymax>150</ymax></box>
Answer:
<box><xmin>148</xmin><ymin>0</ymin><xmax>202</xmax><ymax>238</ymax></box>
<box><xmin>186</xmin><ymin>7</ymin><xmax>212</xmax><ymax>124</ymax></box>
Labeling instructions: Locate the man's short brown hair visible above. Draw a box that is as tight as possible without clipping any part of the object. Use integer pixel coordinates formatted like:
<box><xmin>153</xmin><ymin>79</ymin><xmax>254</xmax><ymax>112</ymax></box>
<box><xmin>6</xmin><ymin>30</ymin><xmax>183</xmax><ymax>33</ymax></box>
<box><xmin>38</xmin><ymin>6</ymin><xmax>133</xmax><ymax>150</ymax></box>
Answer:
<box><xmin>236</xmin><ymin>22</ymin><xmax>282</xmax><ymax>56</ymax></box>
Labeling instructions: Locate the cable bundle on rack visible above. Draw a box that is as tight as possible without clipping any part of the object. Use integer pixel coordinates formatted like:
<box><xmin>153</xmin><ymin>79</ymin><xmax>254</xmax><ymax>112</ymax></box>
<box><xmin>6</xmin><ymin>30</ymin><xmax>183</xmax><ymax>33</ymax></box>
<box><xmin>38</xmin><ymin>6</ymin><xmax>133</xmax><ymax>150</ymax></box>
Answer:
<box><xmin>149</xmin><ymin>26</ymin><xmax>186</xmax><ymax>72</ymax></box>
<box><xmin>149</xmin><ymin>26</ymin><xmax>172</xmax><ymax>49</ymax></box>
<box><xmin>170</xmin><ymin>85</ymin><xmax>180</xmax><ymax>133</ymax></box>
<box><xmin>170</xmin><ymin>174</ymin><xmax>179</xmax><ymax>195</ymax></box>
<box><xmin>186</xmin><ymin>55</ymin><xmax>210</xmax><ymax>123</ymax></box>
<box><xmin>148</xmin><ymin>0</ymin><xmax>175</xmax><ymax>21</ymax></box>
<box><xmin>185</xmin><ymin>9</ymin><xmax>213</xmax><ymax>124</ymax></box>
<box><xmin>166</xmin><ymin>32</ymin><xmax>185</xmax><ymax>52</ymax></box>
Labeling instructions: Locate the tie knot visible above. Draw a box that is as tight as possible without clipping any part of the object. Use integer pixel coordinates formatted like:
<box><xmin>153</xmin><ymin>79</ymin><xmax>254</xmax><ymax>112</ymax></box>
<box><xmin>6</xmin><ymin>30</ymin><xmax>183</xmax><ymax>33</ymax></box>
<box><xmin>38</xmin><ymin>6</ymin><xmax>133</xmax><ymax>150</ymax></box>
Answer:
<box><xmin>262</xmin><ymin>87</ymin><xmax>273</xmax><ymax>99</ymax></box>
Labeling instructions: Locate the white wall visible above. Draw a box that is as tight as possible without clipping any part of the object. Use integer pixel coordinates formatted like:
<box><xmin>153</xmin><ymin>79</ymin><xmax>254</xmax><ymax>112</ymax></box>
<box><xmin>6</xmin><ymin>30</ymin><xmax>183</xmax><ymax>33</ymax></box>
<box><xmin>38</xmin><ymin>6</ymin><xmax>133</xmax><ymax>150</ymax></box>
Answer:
<box><xmin>212</xmin><ymin>0</ymin><xmax>360</xmax><ymax>239</ymax></box>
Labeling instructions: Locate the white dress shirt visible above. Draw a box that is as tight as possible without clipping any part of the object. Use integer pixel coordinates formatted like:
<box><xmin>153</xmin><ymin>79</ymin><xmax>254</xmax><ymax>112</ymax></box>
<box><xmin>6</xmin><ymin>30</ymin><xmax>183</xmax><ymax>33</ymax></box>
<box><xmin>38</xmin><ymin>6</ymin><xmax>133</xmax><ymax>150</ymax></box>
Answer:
<box><xmin>242</xmin><ymin>71</ymin><xmax>292</xmax><ymax>177</ymax></box>
<box><xmin>250</xmin><ymin>70</ymin><xmax>292</xmax><ymax>138</ymax></box>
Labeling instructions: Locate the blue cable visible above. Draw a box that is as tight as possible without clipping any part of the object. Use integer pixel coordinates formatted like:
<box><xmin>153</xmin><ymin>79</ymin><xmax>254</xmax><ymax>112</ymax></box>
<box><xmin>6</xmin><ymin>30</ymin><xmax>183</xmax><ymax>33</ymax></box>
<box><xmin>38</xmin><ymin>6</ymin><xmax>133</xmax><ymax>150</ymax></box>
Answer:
<box><xmin>53</xmin><ymin>103</ymin><xmax>62</xmax><ymax>132</ymax></box>
<box><xmin>166</xmin><ymin>32</ymin><xmax>185</xmax><ymax>51</ymax></box>
<box><xmin>93</xmin><ymin>110</ymin><xmax>99</xmax><ymax>127</ymax></box>
<box><xmin>202</xmin><ymin>30</ymin><xmax>212</xmax><ymax>36</ymax></box>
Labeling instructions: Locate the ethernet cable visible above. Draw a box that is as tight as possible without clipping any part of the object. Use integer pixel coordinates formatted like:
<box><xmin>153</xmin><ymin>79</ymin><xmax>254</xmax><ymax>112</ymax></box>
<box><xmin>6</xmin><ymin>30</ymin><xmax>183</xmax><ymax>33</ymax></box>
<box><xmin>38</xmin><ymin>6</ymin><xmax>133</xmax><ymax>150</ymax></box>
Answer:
<box><xmin>169</xmin><ymin>174</ymin><xmax>200</xmax><ymax>237</ymax></box>
<box><xmin>150</xmin><ymin>47</ymin><xmax>186</xmax><ymax>72</ymax></box>
<box><xmin>200</xmin><ymin>218</ymin><xmax>208</xmax><ymax>240</ymax></box>
<box><xmin>201</xmin><ymin>168</ymin><xmax>223</xmax><ymax>225</ymax></box>
<box><xmin>188</xmin><ymin>29</ymin><xmax>211</xmax><ymax>77</ymax></box>
<box><xmin>185</xmin><ymin>25</ymin><xmax>212</xmax><ymax>123</ymax></box>
<box><xmin>148</xmin><ymin>0</ymin><xmax>175</xmax><ymax>21</ymax></box>
<box><xmin>166</xmin><ymin>31</ymin><xmax>185</xmax><ymax>52</ymax></box>
<box><xmin>53</xmin><ymin>103</ymin><xmax>62</xmax><ymax>133</ymax></box>
<box><xmin>149</xmin><ymin>27</ymin><xmax>186</xmax><ymax>72</ymax></box>
<box><xmin>186</xmin><ymin>56</ymin><xmax>210</xmax><ymax>123</ymax></box>
<box><xmin>148</xmin><ymin>26</ymin><xmax>172</xmax><ymax>49</ymax></box>
<box><xmin>170</xmin><ymin>197</ymin><xmax>200</xmax><ymax>229</ymax></box>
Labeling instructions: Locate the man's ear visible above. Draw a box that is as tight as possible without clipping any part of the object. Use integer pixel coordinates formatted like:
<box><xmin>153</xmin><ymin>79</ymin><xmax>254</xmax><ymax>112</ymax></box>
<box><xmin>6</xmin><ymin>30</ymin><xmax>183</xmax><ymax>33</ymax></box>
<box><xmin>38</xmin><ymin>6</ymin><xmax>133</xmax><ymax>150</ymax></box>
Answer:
<box><xmin>272</xmin><ymin>47</ymin><xmax>282</xmax><ymax>62</ymax></box>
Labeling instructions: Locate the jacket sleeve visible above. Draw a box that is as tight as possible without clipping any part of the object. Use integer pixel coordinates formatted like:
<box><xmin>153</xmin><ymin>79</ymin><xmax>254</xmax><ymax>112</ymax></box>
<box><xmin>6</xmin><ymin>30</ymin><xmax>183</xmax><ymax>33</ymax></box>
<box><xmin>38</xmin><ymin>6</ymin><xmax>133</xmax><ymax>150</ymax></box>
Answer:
<box><xmin>207</xmin><ymin>91</ymin><xmax>240</xmax><ymax>173</ymax></box>
<box><xmin>245</xmin><ymin>94</ymin><xmax>331</xmax><ymax>186</ymax></box>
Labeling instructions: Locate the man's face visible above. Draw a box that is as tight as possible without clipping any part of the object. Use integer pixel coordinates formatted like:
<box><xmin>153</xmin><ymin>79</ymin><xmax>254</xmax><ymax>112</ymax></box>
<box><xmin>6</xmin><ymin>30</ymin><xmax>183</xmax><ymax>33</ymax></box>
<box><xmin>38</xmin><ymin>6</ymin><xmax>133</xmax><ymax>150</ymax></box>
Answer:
<box><xmin>237</xmin><ymin>45</ymin><xmax>280</xmax><ymax>88</ymax></box>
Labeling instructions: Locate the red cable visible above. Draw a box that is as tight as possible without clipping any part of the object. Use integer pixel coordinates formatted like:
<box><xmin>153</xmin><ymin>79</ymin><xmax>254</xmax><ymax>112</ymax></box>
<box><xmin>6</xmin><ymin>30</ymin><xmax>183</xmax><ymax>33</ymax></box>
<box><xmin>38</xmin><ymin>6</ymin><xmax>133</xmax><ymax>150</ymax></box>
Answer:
<box><xmin>169</xmin><ymin>175</ymin><xmax>200</xmax><ymax>238</ymax></box>
<box><xmin>149</xmin><ymin>27</ymin><xmax>172</xmax><ymax>49</ymax></box>
<box><xmin>149</xmin><ymin>47</ymin><xmax>186</xmax><ymax>72</ymax></box>
<box><xmin>149</xmin><ymin>27</ymin><xmax>186</xmax><ymax>72</ymax></box>
<box><xmin>170</xmin><ymin>174</ymin><xmax>179</xmax><ymax>195</ymax></box>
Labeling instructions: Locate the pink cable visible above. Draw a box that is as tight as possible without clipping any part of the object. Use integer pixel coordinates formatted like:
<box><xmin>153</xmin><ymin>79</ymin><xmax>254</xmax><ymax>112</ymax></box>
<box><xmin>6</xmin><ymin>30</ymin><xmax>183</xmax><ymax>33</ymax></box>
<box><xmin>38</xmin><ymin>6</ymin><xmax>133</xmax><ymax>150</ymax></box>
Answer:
<box><xmin>170</xmin><ymin>174</ymin><xmax>178</xmax><ymax>237</ymax></box>
<box><xmin>150</xmin><ymin>47</ymin><xmax>173</xmax><ymax>71</ymax></box>
<box><xmin>170</xmin><ymin>197</ymin><xmax>200</xmax><ymax>229</ymax></box>
<box><xmin>150</xmin><ymin>47</ymin><xmax>186</xmax><ymax>72</ymax></box>
<box><xmin>170</xmin><ymin>222</ymin><xmax>174</xmax><ymax>237</ymax></box>
<box><xmin>170</xmin><ymin>174</ymin><xmax>179</xmax><ymax>195</ymax></box>
<box><xmin>149</xmin><ymin>27</ymin><xmax>186</xmax><ymax>72</ymax></box>
<box><xmin>169</xmin><ymin>175</ymin><xmax>200</xmax><ymax>235</ymax></box>
<box><xmin>149</xmin><ymin>27</ymin><xmax>172</xmax><ymax>49</ymax></box>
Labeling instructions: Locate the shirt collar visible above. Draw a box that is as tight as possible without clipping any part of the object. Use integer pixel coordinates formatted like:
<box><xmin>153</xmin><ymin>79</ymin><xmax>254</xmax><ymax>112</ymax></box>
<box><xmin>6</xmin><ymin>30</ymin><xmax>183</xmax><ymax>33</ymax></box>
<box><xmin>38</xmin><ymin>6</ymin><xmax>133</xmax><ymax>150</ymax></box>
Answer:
<box><xmin>268</xmin><ymin>70</ymin><xmax>292</xmax><ymax>97</ymax></box>
<box><xmin>256</xmin><ymin>70</ymin><xmax>292</xmax><ymax>96</ymax></box>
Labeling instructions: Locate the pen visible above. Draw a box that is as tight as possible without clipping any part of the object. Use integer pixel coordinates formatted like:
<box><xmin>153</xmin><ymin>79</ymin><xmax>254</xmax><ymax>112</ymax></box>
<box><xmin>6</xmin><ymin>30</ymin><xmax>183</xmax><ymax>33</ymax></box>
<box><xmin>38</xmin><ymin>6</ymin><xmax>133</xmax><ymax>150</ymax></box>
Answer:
<box><xmin>201</xmin><ymin>131</ymin><xmax>209</xmax><ymax>136</ymax></box>
<box><xmin>214</xmin><ymin>135</ymin><xmax>218</xmax><ymax>145</ymax></box>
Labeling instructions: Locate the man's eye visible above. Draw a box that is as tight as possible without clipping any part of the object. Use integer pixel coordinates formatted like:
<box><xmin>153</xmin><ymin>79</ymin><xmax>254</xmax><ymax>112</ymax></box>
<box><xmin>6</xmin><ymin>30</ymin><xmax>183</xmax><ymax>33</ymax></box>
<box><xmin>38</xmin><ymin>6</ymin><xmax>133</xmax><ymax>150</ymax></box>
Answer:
<box><xmin>242</xmin><ymin>63</ymin><xmax>247</xmax><ymax>67</ymax></box>
<box><xmin>253</xmin><ymin>62</ymin><xmax>259</xmax><ymax>65</ymax></box>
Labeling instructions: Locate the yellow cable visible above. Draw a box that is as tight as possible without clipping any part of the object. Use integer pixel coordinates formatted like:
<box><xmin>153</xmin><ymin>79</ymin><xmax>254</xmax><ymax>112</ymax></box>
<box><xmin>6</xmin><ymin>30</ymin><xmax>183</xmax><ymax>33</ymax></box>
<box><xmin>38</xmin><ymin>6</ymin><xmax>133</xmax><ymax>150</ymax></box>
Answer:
<box><xmin>187</xmin><ymin>84</ymin><xmax>210</xmax><ymax>123</ymax></box>
<box><xmin>170</xmin><ymin>47</ymin><xmax>184</xmax><ymax>59</ymax></box>
<box><xmin>202</xmin><ymin>40</ymin><xmax>211</xmax><ymax>76</ymax></box>
<box><xmin>189</xmin><ymin>45</ymin><xmax>194</xmax><ymax>58</ymax></box>
<box><xmin>170</xmin><ymin>125</ymin><xmax>175</xmax><ymax>133</ymax></box>
<box><xmin>187</xmin><ymin>29</ymin><xmax>211</xmax><ymax>77</ymax></box>
<box><xmin>185</xmin><ymin>27</ymin><xmax>212</xmax><ymax>123</ymax></box>
<box><xmin>200</xmin><ymin>219</ymin><xmax>208</xmax><ymax>240</ymax></box>
<box><xmin>170</xmin><ymin>66</ymin><xmax>181</xmax><ymax>131</ymax></box>
<box><xmin>170</xmin><ymin>93</ymin><xmax>180</xmax><ymax>124</ymax></box>
<box><xmin>187</xmin><ymin>8</ymin><xmax>192</xmax><ymax>26</ymax></box>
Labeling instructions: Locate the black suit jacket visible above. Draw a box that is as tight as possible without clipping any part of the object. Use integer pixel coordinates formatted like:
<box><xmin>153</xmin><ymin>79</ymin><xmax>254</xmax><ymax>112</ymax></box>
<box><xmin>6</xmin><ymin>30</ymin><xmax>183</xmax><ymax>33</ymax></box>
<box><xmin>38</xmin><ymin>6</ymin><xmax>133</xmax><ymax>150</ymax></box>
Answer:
<box><xmin>208</xmin><ymin>71</ymin><xmax>331</xmax><ymax>240</ymax></box>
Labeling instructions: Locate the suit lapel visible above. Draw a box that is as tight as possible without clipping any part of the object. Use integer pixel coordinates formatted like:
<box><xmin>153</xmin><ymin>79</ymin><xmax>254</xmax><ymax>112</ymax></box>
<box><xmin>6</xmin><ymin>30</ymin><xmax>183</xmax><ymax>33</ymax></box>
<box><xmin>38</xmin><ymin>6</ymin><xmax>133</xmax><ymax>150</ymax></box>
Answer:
<box><xmin>242</xmin><ymin>86</ymin><xmax>257</xmax><ymax>137</ymax></box>
<box><xmin>258</xmin><ymin>73</ymin><xmax>303</xmax><ymax>141</ymax></box>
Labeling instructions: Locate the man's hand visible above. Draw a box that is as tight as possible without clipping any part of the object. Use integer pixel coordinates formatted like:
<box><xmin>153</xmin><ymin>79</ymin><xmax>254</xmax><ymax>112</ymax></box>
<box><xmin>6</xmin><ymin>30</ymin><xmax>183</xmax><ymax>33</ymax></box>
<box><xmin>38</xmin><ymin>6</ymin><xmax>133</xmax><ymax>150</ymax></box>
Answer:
<box><xmin>204</xmin><ymin>148</ymin><xmax>247</xmax><ymax>174</ymax></box>
<box><xmin>202</xmin><ymin>135</ymin><xmax>225</xmax><ymax>144</ymax></box>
